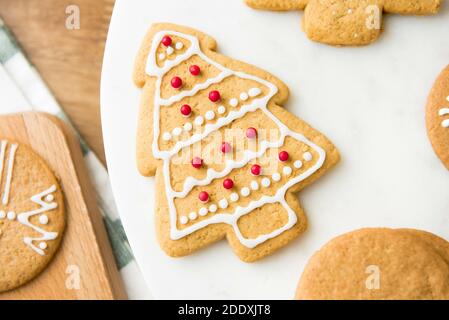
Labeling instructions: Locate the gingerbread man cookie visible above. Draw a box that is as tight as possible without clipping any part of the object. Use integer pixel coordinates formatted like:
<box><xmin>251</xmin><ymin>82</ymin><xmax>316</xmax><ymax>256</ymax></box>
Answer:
<box><xmin>427</xmin><ymin>65</ymin><xmax>449</xmax><ymax>170</ymax></box>
<box><xmin>133</xmin><ymin>23</ymin><xmax>339</xmax><ymax>262</ymax></box>
<box><xmin>245</xmin><ymin>0</ymin><xmax>441</xmax><ymax>46</ymax></box>
<box><xmin>296</xmin><ymin>228</ymin><xmax>449</xmax><ymax>300</ymax></box>
<box><xmin>0</xmin><ymin>140</ymin><xmax>65</xmax><ymax>292</ymax></box>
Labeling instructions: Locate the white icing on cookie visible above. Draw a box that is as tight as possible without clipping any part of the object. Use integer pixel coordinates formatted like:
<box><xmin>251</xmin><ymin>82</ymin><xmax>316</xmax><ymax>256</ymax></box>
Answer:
<box><xmin>188</xmin><ymin>212</ymin><xmax>197</xmax><ymax>220</ymax></box>
<box><xmin>145</xmin><ymin>30</ymin><xmax>326</xmax><ymax>248</ymax></box>
<box><xmin>240</xmin><ymin>187</ymin><xmax>250</xmax><ymax>197</ymax></box>
<box><xmin>205</xmin><ymin>110</ymin><xmax>215</xmax><ymax>121</ymax></box>
<box><xmin>272</xmin><ymin>173</ymin><xmax>281</xmax><ymax>182</ymax></box>
<box><xmin>199</xmin><ymin>207</ymin><xmax>208</xmax><ymax>216</ymax></box>
<box><xmin>229</xmin><ymin>98</ymin><xmax>239</xmax><ymax>107</ymax></box>
<box><xmin>250</xmin><ymin>181</ymin><xmax>259</xmax><ymax>191</ymax></box>
<box><xmin>283</xmin><ymin>166</ymin><xmax>292</xmax><ymax>176</ymax></box>
<box><xmin>0</xmin><ymin>142</ymin><xmax>17</xmax><ymax>205</ymax></box>
<box><xmin>175</xmin><ymin>42</ymin><xmax>184</xmax><ymax>50</ymax></box>
<box><xmin>219</xmin><ymin>198</ymin><xmax>228</xmax><ymax>209</ymax></box>
<box><xmin>439</xmin><ymin>108</ymin><xmax>449</xmax><ymax>128</ymax></box>
<box><xmin>217</xmin><ymin>106</ymin><xmax>226</xmax><ymax>114</ymax></box>
<box><xmin>209</xmin><ymin>204</ymin><xmax>218</xmax><ymax>213</ymax></box>
<box><xmin>303</xmin><ymin>152</ymin><xmax>313</xmax><ymax>162</ymax></box>
<box><xmin>294</xmin><ymin>160</ymin><xmax>303</xmax><ymax>169</ymax></box>
<box><xmin>240</xmin><ymin>92</ymin><xmax>249</xmax><ymax>101</ymax></box>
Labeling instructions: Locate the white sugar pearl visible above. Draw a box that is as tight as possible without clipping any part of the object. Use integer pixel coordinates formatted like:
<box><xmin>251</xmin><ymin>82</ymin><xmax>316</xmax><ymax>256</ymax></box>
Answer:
<box><xmin>240</xmin><ymin>92</ymin><xmax>249</xmax><ymax>101</ymax></box>
<box><xmin>229</xmin><ymin>98</ymin><xmax>238</xmax><ymax>107</ymax></box>
<box><xmin>261</xmin><ymin>178</ymin><xmax>271</xmax><ymax>188</ymax></box>
<box><xmin>283</xmin><ymin>166</ymin><xmax>292</xmax><ymax>176</ymax></box>
<box><xmin>39</xmin><ymin>215</ymin><xmax>49</xmax><ymax>225</ymax></box>
<box><xmin>240</xmin><ymin>187</ymin><xmax>250</xmax><ymax>197</ymax></box>
<box><xmin>39</xmin><ymin>242</ymin><xmax>48</xmax><ymax>250</ymax></box>
<box><xmin>205</xmin><ymin>110</ymin><xmax>215</xmax><ymax>121</ymax></box>
<box><xmin>250</xmin><ymin>181</ymin><xmax>259</xmax><ymax>191</ymax></box>
<box><xmin>303</xmin><ymin>152</ymin><xmax>313</xmax><ymax>162</ymax></box>
<box><xmin>172</xmin><ymin>127</ymin><xmax>182</xmax><ymax>136</ymax></box>
<box><xmin>209</xmin><ymin>204</ymin><xmax>218</xmax><ymax>213</ymax></box>
<box><xmin>180</xmin><ymin>216</ymin><xmax>188</xmax><ymax>225</ymax></box>
<box><xmin>272</xmin><ymin>173</ymin><xmax>281</xmax><ymax>182</ymax></box>
<box><xmin>219</xmin><ymin>198</ymin><xmax>228</xmax><ymax>209</ymax></box>
<box><xmin>294</xmin><ymin>160</ymin><xmax>303</xmax><ymax>169</ymax></box>
<box><xmin>195</xmin><ymin>116</ymin><xmax>204</xmax><ymax>126</ymax></box>
<box><xmin>0</xmin><ymin>211</ymin><xmax>5</xmax><ymax>219</ymax></box>
<box><xmin>45</xmin><ymin>194</ymin><xmax>54</xmax><ymax>202</ymax></box>
<box><xmin>183</xmin><ymin>122</ymin><xmax>193</xmax><ymax>132</ymax></box>
<box><xmin>166</xmin><ymin>46</ymin><xmax>174</xmax><ymax>55</ymax></box>
<box><xmin>188</xmin><ymin>212</ymin><xmax>197</xmax><ymax>220</ymax></box>
<box><xmin>217</xmin><ymin>106</ymin><xmax>226</xmax><ymax>114</ymax></box>
<box><xmin>158</xmin><ymin>53</ymin><xmax>166</xmax><ymax>60</ymax></box>
<box><xmin>248</xmin><ymin>88</ymin><xmax>261</xmax><ymax>97</ymax></box>
<box><xmin>175</xmin><ymin>42</ymin><xmax>184</xmax><ymax>50</ymax></box>
<box><xmin>446</xmin><ymin>96</ymin><xmax>449</xmax><ymax>102</ymax></box>
<box><xmin>230</xmin><ymin>193</ymin><xmax>239</xmax><ymax>202</ymax></box>
<box><xmin>7</xmin><ymin>211</ymin><xmax>15</xmax><ymax>220</ymax></box>
<box><xmin>199</xmin><ymin>207</ymin><xmax>208</xmax><ymax>216</ymax></box>
<box><xmin>162</xmin><ymin>132</ymin><xmax>171</xmax><ymax>141</ymax></box>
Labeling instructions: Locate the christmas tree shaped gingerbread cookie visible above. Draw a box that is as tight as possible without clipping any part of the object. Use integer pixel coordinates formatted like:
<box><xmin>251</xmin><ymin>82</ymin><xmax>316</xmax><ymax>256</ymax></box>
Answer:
<box><xmin>245</xmin><ymin>0</ymin><xmax>441</xmax><ymax>46</ymax></box>
<box><xmin>0</xmin><ymin>140</ymin><xmax>65</xmax><ymax>292</ymax></box>
<box><xmin>133</xmin><ymin>23</ymin><xmax>339</xmax><ymax>262</ymax></box>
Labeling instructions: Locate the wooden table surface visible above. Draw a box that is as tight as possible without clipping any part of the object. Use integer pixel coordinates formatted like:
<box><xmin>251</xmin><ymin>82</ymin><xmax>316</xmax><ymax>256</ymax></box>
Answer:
<box><xmin>0</xmin><ymin>0</ymin><xmax>116</xmax><ymax>165</ymax></box>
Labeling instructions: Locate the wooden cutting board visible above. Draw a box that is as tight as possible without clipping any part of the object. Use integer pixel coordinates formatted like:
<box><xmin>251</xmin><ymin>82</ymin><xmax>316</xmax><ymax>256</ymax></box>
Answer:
<box><xmin>0</xmin><ymin>112</ymin><xmax>127</xmax><ymax>300</ymax></box>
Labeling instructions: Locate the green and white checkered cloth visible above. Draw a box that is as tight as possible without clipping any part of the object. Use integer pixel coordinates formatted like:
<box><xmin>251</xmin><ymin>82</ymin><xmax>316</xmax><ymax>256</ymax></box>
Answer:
<box><xmin>0</xmin><ymin>18</ymin><xmax>150</xmax><ymax>299</ymax></box>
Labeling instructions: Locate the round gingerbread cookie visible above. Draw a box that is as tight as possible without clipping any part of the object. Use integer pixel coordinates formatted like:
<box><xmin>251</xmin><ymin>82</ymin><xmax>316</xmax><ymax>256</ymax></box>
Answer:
<box><xmin>426</xmin><ymin>65</ymin><xmax>449</xmax><ymax>170</ymax></box>
<box><xmin>295</xmin><ymin>228</ymin><xmax>449</xmax><ymax>300</ymax></box>
<box><xmin>0</xmin><ymin>140</ymin><xmax>65</xmax><ymax>293</ymax></box>
<box><xmin>399</xmin><ymin>229</ymin><xmax>449</xmax><ymax>265</ymax></box>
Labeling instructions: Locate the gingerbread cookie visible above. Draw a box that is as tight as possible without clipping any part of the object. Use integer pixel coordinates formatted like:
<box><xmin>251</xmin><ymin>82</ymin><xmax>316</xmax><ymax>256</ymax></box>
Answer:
<box><xmin>0</xmin><ymin>140</ymin><xmax>65</xmax><ymax>292</ymax></box>
<box><xmin>426</xmin><ymin>65</ymin><xmax>449</xmax><ymax>170</ymax></box>
<box><xmin>245</xmin><ymin>0</ymin><xmax>441</xmax><ymax>46</ymax></box>
<box><xmin>133</xmin><ymin>23</ymin><xmax>339</xmax><ymax>262</ymax></box>
<box><xmin>295</xmin><ymin>228</ymin><xmax>449</xmax><ymax>300</ymax></box>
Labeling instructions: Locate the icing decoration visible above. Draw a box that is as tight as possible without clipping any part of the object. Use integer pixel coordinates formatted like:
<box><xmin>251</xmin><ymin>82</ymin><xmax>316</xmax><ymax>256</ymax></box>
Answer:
<box><xmin>246</xmin><ymin>127</ymin><xmax>257</xmax><ymax>139</ymax></box>
<box><xmin>162</xmin><ymin>132</ymin><xmax>171</xmax><ymax>141</ymax></box>
<box><xmin>250</xmin><ymin>181</ymin><xmax>259</xmax><ymax>191</ymax></box>
<box><xmin>278</xmin><ymin>151</ymin><xmax>289</xmax><ymax>162</ymax></box>
<box><xmin>175</xmin><ymin>42</ymin><xmax>184</xmax><ymax>50</ymax></box>
<box><xmin>39</xmin><ymin>214</ymin><xmax>49</xmax><ymax>225</ymax></box>
<box><xmin>39</xmin><ymin>242</ymin><xmax>47</xmax><ymax>250</ymax></box>
<box><xmin>194</xmin><ymin>116</ymin><xmax>204</xmax><ymax>126</ymax></box>
<box><xmin>145</xmin><ymin>30</ymin><xmax>326</xmax><ymax>249</ymax></box>
<box><xmin>221</xmin><ymin>142</ymin><xmax>232</xmax><ymax>154</ymax></box>
<box><xmin>303</xmin><ymin>152</ymin><xmax>313</xmax><ymax>162</ymax></box>
<box><xmin>219</xmin><ymin>198</ymin><xmax>228</xmax><ymax>209</ymax></box>
<box><xmin>180</xmin><ymin>216</ymin><xmax>188</xmax><ymax>225</ymax></box>
<box><xmin>272</xmin><ymin>173</ymin><xmax>281</xmax><ymax>182</ymax></box>
<box><xmin>161</xmin><ymin>36</ymin><xmax>172</xmax><ymax>47</ymax></box>
<box><xmin>217</xmin><ymin>106</ymin><xmax>226</xmax><ymax>114</ymax></box>
<box><xmin>209</xmin><ymin>204</ymin><xmax>218</xmax><ymax>213</ymax></box>
<box><xmin>199</xmin><ymin>207</ymin><xmax>208</xmax><ymax>216</ymax></box>
<box><xmin>261</xmin><ymin>178</ymin><xmax>271</xmax><ymax>188</ymax></box>
<box><xmin>440</xmin><ymin>108</ymin><xmax>449</xmax><ymax>128</ymax></box>
<box><xmin>158</xmin><ymin>53</ymin><xmax>166</xmax><ymax>61</ymax></box>
<box><xmin>180</xmin><ymin>104</ymin><xmax>192</xmax><ymax>117</ymax></box>
<box><xmin>294</xmin><ymin>160</ymin><xmax>303</xmax><ymax>169</ymax></box>
<box><xmin>240</xmin><ymin>187</ymin><xmax>250</xmax><ymax>197</ymax></box>
<box><xmin>172</xmin><ymin>127</ymin><xmax>182</xmax><ymax>136</ymax></box>
<box><xmin>209</xmin><ymin>90</ymin><xmax>221</xmax><ymax>102</ymax></box>
<box><xmin>184</xmin><ymin>122</ymin><xmax>193</xmax><ymax>132</ymax></box>
<box><xmin>191</xmin><ymin>157</ymin><xmax>203</xmax><ymax>169</ymax></box>
<box><xmin>223</xmin><ymin>178</ymin><xmax>234</xmax><ymax>189</ymax></box>
<box><xmin>166</xmin><ymin>47</ymin><xmax>174</xmax><ymax>56</ymax></box>
<box><xmin>199</xmin><ymin>191</ymin><xmax>209</xmax><ymax>203</ymax></box>
<box><xmin>230</xmin><ymin>193</ymin><xmax>239</xmax><ymax>202</ymax></box>
<box><xmin>189</xmin><ymin>212</ymin><xmax>197</xmax><ymax>220</ymax></box>
<box><xmin>0</xmin><ymin>211</ymin><xmax>5</xmax><ymax>218</ymax></box>
<box><xmin>1</xmin><ymin>142</ymin><xmax>17</xmax><ymax>205</ymax></box>
<box><xmin>251</xmin><ymin>164</ymin><xmax>261</xmax><ymax>176</ymax></box>
<box><xmin>7</xmin><ymin>211</ymin><xmax>15</xmax><ymax>220</ymax></box>
<box><xmin>283</xmin><ymin>166</ymin><xmax>292</xmax><ymax>176</ymax></box>
<box><xmin>189</xmin><ymin>65</ymin><xmax>201</xmax><ymax>76</ymax></box>
<box><xmin>205</xmin><ymin>110</ymin><xmax>215</xmax><ymax>121</ymax></box>
<box><xmin>171</xmin><ymin>76</ymin><xmax>183</xmax><ymax>89</ymax></box>
<box><xmin>240</xmin><ymin>92</ymin><xmax>249</xmax><ymax>101</ymax></box>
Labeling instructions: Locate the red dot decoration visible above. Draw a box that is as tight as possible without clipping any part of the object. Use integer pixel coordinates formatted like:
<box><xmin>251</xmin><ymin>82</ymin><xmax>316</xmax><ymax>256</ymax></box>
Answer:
<box><xmin>209</xmin><ymin>90</ymin><xmax>221</xmax><ymax>102</ymax></box>
<box><xmin>161</xmin><ymin>36</ymin><xmax>172</xmax><ymax>47</ymax></box>
<box><xmin>199</xmin><ymin>191</ymin><xmax>209</xmax><ymax>203</ymax></box>
<box><xmin>221</xmin><ymin>142</ymin><xmax>232</xmax><ymax>154</ymax></box>
<box><xmin>189</xmin><ymin>65</ymin><xmax>201</xmax><ymax>76</ymax></box>
<box><xmin>246</xmin><ymin>127</ymin><xmax>257</xmax><ymax>139</ymax></box>
<box><xmin>180</xmin><ymin>104</ymin><xmax>192</xmax><ymax>117</ymax></box>
<box><xmin>191</xmin><ymin>157</ymin><xmax>203</xmax><ymax>169</ymax></box>
<box><xmin>251</xmin><ymin>164</ymin><xmax>261</xmax><ymax>176</ymax></box>
<box><xmin>171</xmin><ymin>76</ymin><xmax>183</xmax><ymax>89</ymax></box>
<box><xmin>223</xmin><ymin>178</ymin><xmax>234</xmax><ymax>189</ymax></box>
<box><xmin>278</xmin><ymin>151</ymin><xmax>289</xmax><ymax>162</ymax></box>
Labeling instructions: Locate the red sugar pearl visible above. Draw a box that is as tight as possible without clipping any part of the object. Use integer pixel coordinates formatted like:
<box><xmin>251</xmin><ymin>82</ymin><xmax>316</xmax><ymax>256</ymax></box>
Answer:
<box><xmin>223</xmin><ymin>178</ymin><xmax>234</xmax><ymax>189</ymax></box>
<box><xmin>209</xmin><ymin>90</ymin><xmax>221</xmax><ymax>102</ymax></box>
<box><xmin>199</xmin><ymin>191</ymin><xmax>209</xmax><ymax>203</ymax></box>
<box><xmin>221</xmin><ymin>142</ymin><xmax>232</xmax><ymax>154</ymax></box>
<box><xmin>189</xmin><ymin>65</ymin><xmax>201</xmax><ymax>76</ymax></box>
<box><xmin>246</xmin><ymin>127</ymin><xmax>257</xmax><ymax>139</ymax></box>
<box><xmin>161</xmin><ymin>36</ymin><xmax>172</xmax><ymax>47</ymax></box>
<box><xmin>191</xmin><ymin>157</ymin><xmax>203</xmax><ymax>169</ymax></box>
<box><xmin>251</xmin><ymin>164</ymin><xmax>261</xmax><ymax>176</ymax></box>
<box><xmin>278</xmin><ymin>151</ymin><xmax>289</xmax><ymax>162</ymax></box>
<box><xmin>180</xmin><ymin>104</ymin><xmax>192</xmax><ymax>117</ymax></box>
<box><xmin>171</xmin><ymin>76</ymin><xmax>183</xmax><ymax>89</ymax></box>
